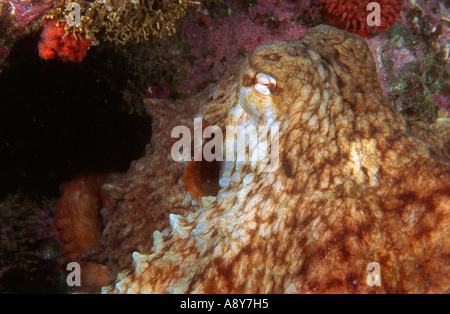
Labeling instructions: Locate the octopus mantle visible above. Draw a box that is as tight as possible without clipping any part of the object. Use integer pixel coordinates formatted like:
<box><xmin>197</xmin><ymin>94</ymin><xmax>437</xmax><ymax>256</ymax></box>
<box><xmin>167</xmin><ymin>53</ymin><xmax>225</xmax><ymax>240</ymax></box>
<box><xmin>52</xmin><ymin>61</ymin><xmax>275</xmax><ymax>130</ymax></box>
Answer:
<box><xmin>80</xmin><ymin>26</ymin><xmax>449</xmax><ymax>293</ymax></box>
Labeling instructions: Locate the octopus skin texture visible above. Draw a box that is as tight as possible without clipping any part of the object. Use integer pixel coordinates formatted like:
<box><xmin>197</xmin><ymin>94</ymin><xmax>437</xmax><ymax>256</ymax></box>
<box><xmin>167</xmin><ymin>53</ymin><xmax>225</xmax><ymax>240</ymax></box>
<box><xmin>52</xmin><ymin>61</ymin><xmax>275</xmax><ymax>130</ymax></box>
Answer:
<box><xmin>80</xmin><ymin>25</ymin><xmax>449</xmax><ymax>293</ymax></box>
<box><xmin>55</xmin><ymin>174</ymin><xmax>113</xmax><ymax>291</ymax></box>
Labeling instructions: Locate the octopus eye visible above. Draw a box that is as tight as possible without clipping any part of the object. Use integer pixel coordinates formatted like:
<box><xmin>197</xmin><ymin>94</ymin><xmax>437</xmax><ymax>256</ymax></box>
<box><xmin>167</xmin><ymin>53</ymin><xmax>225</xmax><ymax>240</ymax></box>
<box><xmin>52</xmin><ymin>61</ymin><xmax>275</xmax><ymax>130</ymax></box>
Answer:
<box><xmin>254</xmin><ymin>73</ymin><xmax>276</xmax><ymax>95</ymax></box>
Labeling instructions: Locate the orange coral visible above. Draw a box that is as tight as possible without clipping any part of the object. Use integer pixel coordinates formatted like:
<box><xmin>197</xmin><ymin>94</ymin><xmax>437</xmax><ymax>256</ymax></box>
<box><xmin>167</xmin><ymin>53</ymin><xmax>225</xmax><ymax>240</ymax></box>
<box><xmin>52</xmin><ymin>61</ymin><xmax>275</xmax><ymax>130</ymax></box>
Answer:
<box><xmin>318</xmin><ymin>0</ymin><xmax>403</xmax><ymax>37</ymax></box>
<box><xmin>38</xmin><ymin>20</ymin><xmax>92</xmax><ymax>62</ymax></box>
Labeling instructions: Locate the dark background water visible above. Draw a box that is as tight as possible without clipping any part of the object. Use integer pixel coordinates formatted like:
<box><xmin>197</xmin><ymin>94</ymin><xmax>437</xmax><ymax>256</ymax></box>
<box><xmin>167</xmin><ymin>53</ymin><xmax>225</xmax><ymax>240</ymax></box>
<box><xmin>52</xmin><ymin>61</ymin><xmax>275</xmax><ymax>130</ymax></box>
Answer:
<box><xmin>0</xmin><ymin>33</ymin><xmax>152</xmax><ymax>198</ymax></box>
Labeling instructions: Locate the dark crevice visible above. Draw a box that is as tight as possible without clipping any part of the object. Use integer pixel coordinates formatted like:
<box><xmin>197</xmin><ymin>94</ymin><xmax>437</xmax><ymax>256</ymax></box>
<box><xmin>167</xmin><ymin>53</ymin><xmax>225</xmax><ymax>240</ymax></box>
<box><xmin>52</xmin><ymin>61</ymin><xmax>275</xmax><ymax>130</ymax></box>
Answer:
<box><xmin>0</xmin><ymin>33</ymin><xmax>152</xmax><ymax>198</ymax></box>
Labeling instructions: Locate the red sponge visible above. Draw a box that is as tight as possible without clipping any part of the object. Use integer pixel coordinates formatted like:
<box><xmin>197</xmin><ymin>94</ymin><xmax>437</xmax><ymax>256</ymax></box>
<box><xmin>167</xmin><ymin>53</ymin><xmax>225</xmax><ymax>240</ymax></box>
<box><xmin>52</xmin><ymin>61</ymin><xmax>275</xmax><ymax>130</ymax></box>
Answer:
<box><xmin>38</xmin><ymin>20</ymin><xmax>92</xmax><ymax>62</ymax></box>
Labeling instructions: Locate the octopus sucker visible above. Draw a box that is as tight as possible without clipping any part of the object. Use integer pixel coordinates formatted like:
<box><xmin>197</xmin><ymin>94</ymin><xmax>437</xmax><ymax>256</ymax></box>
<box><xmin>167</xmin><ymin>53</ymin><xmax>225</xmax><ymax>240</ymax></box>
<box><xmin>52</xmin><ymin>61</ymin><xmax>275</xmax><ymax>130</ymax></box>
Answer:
<box><xmin>59</xmin><ymin>25</ymin><xmax>449</xmax><ymax>293</ymax></box>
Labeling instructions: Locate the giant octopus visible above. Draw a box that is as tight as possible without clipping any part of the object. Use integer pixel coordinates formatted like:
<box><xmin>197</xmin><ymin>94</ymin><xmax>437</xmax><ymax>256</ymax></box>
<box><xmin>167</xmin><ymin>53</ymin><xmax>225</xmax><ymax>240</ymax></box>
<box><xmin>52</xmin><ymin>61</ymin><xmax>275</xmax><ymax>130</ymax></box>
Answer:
<box><xmin>55</xmin><ymin>25</ymin><xmax>450</xmax><ymax>293</ymax></box>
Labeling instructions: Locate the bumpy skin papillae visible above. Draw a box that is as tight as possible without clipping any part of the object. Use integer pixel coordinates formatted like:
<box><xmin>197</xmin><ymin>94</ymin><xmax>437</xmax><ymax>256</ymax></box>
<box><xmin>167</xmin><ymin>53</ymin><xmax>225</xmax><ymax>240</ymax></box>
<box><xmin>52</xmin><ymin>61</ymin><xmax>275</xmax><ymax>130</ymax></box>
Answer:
<box><xmin>85</xmin><ymin>25</ymin><xmax>449</xmax><ymax>293</ymax></box>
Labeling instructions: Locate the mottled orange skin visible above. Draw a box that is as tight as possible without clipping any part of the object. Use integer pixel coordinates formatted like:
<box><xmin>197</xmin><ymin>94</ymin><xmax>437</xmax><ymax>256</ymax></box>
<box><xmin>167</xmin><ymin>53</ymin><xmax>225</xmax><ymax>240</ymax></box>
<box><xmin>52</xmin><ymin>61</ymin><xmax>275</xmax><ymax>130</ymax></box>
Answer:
<box><xmin>81</xmin><ymin>26</ymin><xmax>449</xmax><ymax>293</ymax></box>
